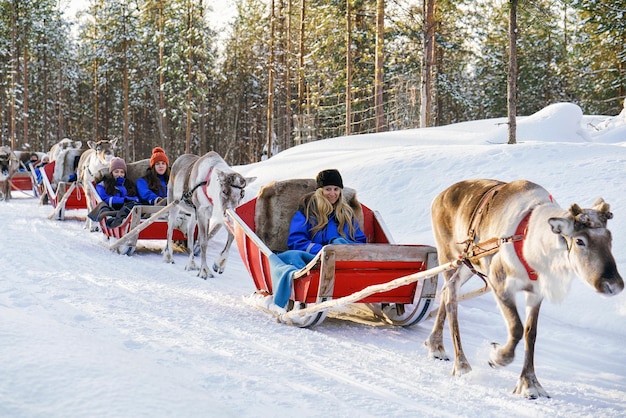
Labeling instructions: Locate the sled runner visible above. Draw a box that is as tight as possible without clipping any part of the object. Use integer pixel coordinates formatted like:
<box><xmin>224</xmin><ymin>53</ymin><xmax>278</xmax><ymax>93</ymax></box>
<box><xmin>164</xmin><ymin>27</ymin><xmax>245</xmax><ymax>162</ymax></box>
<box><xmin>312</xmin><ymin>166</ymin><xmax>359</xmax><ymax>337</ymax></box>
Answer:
<box><xmin>40</xmin><ymin>161</ymin><xmax>88</xmax><ymax>220</ymax></box>
<box><xmin>226</xmin><ymin>178</ymin><xmax>441</xmax><ymax>328</ymax></box>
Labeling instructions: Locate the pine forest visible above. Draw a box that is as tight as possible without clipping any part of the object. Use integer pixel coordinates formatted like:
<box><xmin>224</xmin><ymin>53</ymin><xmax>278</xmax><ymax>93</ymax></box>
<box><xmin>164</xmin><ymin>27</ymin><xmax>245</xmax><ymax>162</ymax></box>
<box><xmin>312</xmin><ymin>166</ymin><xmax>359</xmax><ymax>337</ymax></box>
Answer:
<box><xmin>0</xmin><ymin>0</ymin><xmax>624</xmax><ymax>164</ymax></box>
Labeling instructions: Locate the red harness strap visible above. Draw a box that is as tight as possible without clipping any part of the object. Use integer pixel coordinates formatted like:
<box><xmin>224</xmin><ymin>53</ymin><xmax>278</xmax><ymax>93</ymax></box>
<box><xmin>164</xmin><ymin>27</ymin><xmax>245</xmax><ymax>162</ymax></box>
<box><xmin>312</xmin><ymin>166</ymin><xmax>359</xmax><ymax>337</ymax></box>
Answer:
<box><xmin>201</xmin><ymin>167</ymin><xmax>214</xmax><ymax>205</ymax></box>
<box><xmin>513</xmin><ymin>211</ymin><xmax>538</xmax><ymax>281</ymax></box>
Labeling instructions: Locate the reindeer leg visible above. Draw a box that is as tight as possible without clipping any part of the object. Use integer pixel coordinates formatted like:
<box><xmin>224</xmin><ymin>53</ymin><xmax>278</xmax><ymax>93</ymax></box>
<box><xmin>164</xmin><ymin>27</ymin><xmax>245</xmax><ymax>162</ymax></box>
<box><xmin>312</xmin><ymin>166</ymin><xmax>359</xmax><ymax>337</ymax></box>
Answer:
<box><xmin>212</xmin><ymin>225</ymin><xmax>234</xmax><ymax>274</ymax></box>
<box><xmin>446</xmin><ymin>267</ymin><xmax>474</xmax><ymax>376</ymax></box>
<box><xmin>163</xmin><ymin>205</ymin><xmax>179</xmax><ymax>264</ymax></box>
<box><xmin>425</xmin><ymin>271</ymin><xmax>451</xmax><ymax>361</ymax></box>
<box><xmin>185</xmin><ymin>212</ymin><xmax>201</xmax><ymax>273</ymax></box>
<box><xmin>427</xmin><ymin>265</ymin><xmax>474</xmax><ymax>375</ymax></box>
<box><xmin>488</xmin><ymin>294</ymin><xmax>523</xmax><ymax>369</ymax></box>
<box><xmin>513</xmin><ymin>298</ymin><xmax>549</xmax><ymax>399</ymax></box>
<box><xmin>193</xmin><ymin>210</ymin><xmax>212</xmax><ymax>279</ymax></box>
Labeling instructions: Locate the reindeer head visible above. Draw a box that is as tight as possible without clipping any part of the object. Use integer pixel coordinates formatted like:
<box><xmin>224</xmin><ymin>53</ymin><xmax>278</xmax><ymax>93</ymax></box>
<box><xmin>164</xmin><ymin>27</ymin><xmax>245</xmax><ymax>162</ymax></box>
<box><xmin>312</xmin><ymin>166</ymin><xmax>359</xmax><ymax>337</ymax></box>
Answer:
<box><xmin>0</xmin><ymin>146</ymin><xmax>18</xmax><ymax>179</ymax></box>
<box><xmin>216</xmin><ymin>170</ymin><xmax>256</xmax><ymax>214</ymax></box>
<box><xmin>87</xmin><ymin>138</ymin><xmax>117</xmax><ymax>164</ymax></box>
<box><xmin>548</xmin><ymin>198</ymin><xmax>623</xmax><ymax>296</ymax></box>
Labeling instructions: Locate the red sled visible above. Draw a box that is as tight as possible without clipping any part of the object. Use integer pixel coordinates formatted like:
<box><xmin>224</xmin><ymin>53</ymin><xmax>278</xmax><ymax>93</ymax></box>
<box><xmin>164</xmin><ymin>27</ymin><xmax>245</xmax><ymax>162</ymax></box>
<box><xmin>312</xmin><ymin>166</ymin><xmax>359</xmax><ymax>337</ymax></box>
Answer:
<box><xmin>9</xmin><ymin>169</ymin><xmax>38</xmax><ymax>197</ymax></box>
<box><xmin>226</xmin><ymin>178</ymin><xmax>439</xmax><ymax>327</ymax></box>
<box><xmin>40</xmin><ymin>161</ymin><xmax>88</xmax><ymax>220</ymax></box>
<box><xmin>86</xmin><ymin>183</ymin><xmax>196</xmax><ymax>256</ymax></box>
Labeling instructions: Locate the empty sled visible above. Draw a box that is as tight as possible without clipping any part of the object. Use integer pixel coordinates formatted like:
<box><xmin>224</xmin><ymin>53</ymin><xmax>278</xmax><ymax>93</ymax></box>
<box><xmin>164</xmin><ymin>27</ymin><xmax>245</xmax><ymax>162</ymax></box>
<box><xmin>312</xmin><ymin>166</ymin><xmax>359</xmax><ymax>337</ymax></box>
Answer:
<box><xmin>40</xmin><ymin>161</ymin><xmax>88</xmax><ymax>220</ymax></box>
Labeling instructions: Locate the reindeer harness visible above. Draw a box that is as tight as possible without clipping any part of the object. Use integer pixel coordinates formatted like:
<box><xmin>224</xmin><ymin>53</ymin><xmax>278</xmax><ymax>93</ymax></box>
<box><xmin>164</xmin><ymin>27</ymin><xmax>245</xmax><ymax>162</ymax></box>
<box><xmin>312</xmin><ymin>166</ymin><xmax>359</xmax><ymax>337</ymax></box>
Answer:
<box><xmin>460</xmin><ymin>183</ymin><xmax>539</xmax><ymax>281</ymax></box>
<box><xmin>181</xmin><ymin>166</ymin><xmax>245</xmax><ymax>210</ymax></box>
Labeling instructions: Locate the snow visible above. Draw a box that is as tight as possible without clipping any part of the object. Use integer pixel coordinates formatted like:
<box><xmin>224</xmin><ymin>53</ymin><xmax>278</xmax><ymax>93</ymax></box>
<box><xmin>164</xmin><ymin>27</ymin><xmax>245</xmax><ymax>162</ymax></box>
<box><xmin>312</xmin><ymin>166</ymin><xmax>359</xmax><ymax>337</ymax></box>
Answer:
<box><xmin>2</xmin><ymin>102</ymin><xmax>626</xmax><ymax>417</ymax></box>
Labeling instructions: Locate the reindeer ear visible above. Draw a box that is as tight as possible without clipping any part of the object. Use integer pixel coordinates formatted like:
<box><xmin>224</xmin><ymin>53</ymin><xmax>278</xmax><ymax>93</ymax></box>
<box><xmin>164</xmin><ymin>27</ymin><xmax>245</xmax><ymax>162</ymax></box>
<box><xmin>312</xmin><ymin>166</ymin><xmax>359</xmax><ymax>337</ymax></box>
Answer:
<box><xmin>592</xmin><ymin>198</ymin><xmax>613</xmax><ymax>220</ymax></box>
<box><xmin>215</xmin><ymin>169</ymin><xmax>227</xmax><ymax>183</ymax></box>
<box><xmin>88</xmin><ymin>140</ymin><xmax>97</xmax><ymax>149</ymax></box>
<box><xmin>245</xmin><ymin>176</ymin><xmax>257</xmax><ymax>185</ymax></box>
<box><xmin>548</xmin><ymin>217</ymin><xmax>573</xmax><ymax>235</ymax></box>
<box><xmin>569</xmin><ymin>203</ymin><xmax>582</xmax><ymax>216</ymax></box>
<box><xmin>74</xmin><ymin>141</ymin><xmax>82</xmax><ymax>149</ymax></box>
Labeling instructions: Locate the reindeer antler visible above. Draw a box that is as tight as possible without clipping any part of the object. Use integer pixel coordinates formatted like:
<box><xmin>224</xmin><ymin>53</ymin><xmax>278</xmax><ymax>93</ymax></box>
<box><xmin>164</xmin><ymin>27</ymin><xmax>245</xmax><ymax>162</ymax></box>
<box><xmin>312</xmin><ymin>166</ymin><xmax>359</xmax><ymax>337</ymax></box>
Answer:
<box><xmin>570</xmin><ymin>198</ymin><xmax>613</xmax><ymax>228</ymax></box>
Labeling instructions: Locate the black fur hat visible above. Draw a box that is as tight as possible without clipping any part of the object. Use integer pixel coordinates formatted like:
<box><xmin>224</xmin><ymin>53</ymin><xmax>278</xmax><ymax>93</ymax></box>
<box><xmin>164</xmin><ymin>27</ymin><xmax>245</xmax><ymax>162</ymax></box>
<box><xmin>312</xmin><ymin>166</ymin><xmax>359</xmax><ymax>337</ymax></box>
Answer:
<box><xmin>316</xmin><ymin>169</ymin><xmax>343</xmax><ymax>189</ymax></box>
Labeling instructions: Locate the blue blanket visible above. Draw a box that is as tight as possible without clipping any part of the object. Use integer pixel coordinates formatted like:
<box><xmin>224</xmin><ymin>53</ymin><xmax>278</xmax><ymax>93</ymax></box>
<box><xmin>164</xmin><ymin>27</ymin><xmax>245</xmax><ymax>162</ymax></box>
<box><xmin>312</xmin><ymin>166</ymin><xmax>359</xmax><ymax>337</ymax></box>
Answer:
<box><xmin>269</xmin><ymin>250</ymin><xmax>316</xmax><ymax>308</ymax></box>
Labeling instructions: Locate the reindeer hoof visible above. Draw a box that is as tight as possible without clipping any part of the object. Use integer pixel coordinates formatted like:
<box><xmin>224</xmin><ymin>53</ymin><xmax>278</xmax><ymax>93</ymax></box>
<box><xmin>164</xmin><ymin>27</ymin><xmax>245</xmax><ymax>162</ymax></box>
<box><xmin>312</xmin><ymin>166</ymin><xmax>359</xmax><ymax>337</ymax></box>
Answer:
<box><xmin>198</xmin><ymin>269</ymin><xmax>213</xmax><ymax>279</ymax></box>
<box><xmin>513</xmin><ymin>378</ymin><xmax>550</xmax><ymax>399</ymax></box>
<box><xmin>424</xmin><ymin>338</ymin><xmax>449</xmax><ymax>361</ymax></box>
<box><xmin>489</xmin><ymin>342</ymin><xmax>515</xmax><ymax>368</ymax></box>
<box><xmin>212</xmin><ymin>263</ymin><xmax>225</xmax><ymax>274</ymax></box>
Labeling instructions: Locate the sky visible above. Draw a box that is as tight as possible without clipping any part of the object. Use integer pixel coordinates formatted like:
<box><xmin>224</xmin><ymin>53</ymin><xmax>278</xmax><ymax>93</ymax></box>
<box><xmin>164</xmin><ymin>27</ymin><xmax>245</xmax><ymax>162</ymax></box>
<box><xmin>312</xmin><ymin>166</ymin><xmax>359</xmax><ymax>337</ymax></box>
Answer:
<box><xmin>1</xmin><ymin>101</ymin><xmax>626</xmax><ymax>417</ymax></box>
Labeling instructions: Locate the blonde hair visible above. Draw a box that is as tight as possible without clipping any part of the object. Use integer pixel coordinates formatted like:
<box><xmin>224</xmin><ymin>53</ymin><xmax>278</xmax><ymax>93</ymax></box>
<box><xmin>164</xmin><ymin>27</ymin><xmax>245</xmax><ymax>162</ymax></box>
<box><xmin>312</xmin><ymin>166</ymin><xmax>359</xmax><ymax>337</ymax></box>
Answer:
<box><xmin>303</xmin><ymin>188</ymin><xmax>358</xmax><ymax>239</ymax></box>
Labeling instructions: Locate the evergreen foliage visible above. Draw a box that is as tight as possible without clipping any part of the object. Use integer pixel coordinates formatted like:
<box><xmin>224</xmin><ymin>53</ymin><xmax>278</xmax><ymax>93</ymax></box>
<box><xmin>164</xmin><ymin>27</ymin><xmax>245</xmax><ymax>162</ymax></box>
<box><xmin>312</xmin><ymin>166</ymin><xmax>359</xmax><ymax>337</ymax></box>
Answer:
<box><xmin>0</xmin><ymin>0</ymin><xmax>623</xmax><ymax>163</ymax></box>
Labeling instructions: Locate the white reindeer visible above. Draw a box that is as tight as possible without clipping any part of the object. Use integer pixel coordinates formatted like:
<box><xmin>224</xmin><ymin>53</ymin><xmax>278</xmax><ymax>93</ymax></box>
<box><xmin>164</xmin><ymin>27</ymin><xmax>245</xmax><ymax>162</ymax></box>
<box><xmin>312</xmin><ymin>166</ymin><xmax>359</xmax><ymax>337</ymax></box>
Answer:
<box><xmin>163</xmin><ymin>151</ymin><xmax>255</xmax><ymax>279</ymax></box>
<box><xmin>77</xmin><ymin>138</ymin><xmax>117</xmax><ymax>231</ymax></box>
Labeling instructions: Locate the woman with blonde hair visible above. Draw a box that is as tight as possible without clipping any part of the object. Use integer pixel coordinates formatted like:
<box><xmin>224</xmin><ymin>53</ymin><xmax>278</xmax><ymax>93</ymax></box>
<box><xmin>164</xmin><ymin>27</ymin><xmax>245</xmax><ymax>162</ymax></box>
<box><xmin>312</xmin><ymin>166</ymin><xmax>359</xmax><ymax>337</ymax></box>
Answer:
<box><xmin>287</xmin><ymin>169</ymin><xmax>366</xmax><ymax>255</ymax></box>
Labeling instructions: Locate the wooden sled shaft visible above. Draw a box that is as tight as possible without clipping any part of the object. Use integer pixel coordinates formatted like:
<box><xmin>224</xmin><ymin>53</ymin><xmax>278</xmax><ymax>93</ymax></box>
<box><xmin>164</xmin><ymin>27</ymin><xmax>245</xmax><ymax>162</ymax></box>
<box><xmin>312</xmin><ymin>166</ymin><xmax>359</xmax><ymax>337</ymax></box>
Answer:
<box><xmin>279</xmin><ymin>259</ymin><xmax>460</xmax><ymax>323</ymax></box>
<box><xmin>48</xmin><ymin>182</ymin><xmax>77</xmax><ymax>219</ymax></box>
<box><xmin>108</xmin><ymin>200</ymin><xmax>180</xmax><ymax>250</ymax></box>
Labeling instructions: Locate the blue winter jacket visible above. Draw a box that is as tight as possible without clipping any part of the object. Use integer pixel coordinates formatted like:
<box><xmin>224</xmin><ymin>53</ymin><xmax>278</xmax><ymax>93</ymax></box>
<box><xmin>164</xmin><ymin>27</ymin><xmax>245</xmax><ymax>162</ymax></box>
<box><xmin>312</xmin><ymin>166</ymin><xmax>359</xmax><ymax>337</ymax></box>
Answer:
<box><xmin>287</xmin><ymin>209</ymin><xmax>367</xmax><ymax>255</ymax></box>
<box><xmin>136</xmin><ymin>174</ymin><xmax>167</xmax><ymax>205</ymax></box>
<box><xmin>96</xmin><ymin>176</ymin><xmax>136</xmax><ymax>209</ymax></box>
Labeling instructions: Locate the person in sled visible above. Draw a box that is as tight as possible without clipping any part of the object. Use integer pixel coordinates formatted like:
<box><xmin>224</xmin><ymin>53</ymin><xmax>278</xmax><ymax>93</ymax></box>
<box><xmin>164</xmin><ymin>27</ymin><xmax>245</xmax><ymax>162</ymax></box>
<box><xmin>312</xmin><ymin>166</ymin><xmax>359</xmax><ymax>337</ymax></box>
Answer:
<box><xmin>287</xmin><ymin>168</ymin><xmax>366</xmax><ymax>255</ymax></box>
<box><xmin>92</xmin><ymin>157</ymin><xmax>139</xmax><ymax>227</ymax></box>
<box><xmin>266</xmin><ymin>169</ymin><xmax>367</xmax><ymax>310</ymax></box>
<box><xmin>136</xmin><ymin>147</ymin><xmax>170</xmax><ymax>206</ymax></box>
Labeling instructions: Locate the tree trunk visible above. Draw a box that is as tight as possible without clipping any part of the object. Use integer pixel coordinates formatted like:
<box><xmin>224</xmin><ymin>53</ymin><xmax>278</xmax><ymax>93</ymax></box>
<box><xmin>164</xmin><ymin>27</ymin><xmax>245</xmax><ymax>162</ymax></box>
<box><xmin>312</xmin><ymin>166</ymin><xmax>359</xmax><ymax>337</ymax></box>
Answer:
<box><xmin>266</xmin><ymin>0</ymin><xmax>276</xmax><ymax>158</ymax></box>
<box><xmin>23</xmin><ymin>44</ymin><xmax>29</xmax><ymax>147</ymax></box>
<box><xmin>297</xmin><ymin>0</ymin><xmax>306</xmax><ymax>116</ymax></box>
<box><xmin>285</xmin><ymin>0</ymin><xmax>292</xmax><ymax>149</ymax></box>
<box><xmin>507</xmin><ymin>0</ymin><xmax>518</xmax><ymax>145</ymax></box>
<box><xmin>10</xmin><ymin>4</ymin><xmax>16</xmax><ymax>149</ymax></box>
<box><xmin>506</xmin><ymin>0</ymin><xmax>518</xmax><ymax>144</ymax></box>
<box><xmin>158</xmin><ymin>0</ymin><xmax>168</xmax><ymax>147</ymax></box>
<box><xmin>374</xmin><ymin>0</ymin><xmax>385</xmax><ymax>132</ymax></box>
<box><xmin>345</xmin><ymin>0</ymin><xmax>352</xmax><ymax>136</ymax></box>
<box><xmin>420</xmin><ymin>0</ymin><xmax>436</xmax><ymax>128</ymax></box>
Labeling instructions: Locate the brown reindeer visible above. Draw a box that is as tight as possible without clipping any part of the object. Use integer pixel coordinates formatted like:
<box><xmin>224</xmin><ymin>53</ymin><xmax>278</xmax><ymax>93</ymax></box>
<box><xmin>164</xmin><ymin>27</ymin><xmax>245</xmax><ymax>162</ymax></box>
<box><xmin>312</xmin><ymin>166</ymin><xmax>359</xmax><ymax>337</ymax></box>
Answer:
<box><xmin>426</xmin><ymin>179</ymin><xmax>623</xmax><ymax>398</ymax></box>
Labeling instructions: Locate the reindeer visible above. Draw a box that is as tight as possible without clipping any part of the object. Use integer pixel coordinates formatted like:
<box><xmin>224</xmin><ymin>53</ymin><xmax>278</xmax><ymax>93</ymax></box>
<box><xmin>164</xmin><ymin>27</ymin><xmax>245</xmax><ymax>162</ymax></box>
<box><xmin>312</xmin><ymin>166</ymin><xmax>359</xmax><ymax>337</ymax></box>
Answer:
<box><xmin>163</xmin><ymin>152</ymin><xmax>255</xmax><ymax>279</ymax></box>
<box><xmin>0</xmin><ymin>146</ymin><xmax>19</xmax><ymax>201</ymax></box>
<box><xmin>425</xmin><ymin>179</ymin><xmax>623</xmax><ymax>399</ymax></box>
<box><xmin>49</xmin><ymin>138</ymin><xmax>84</xmax><ymax>184</ymax></box>
<box><xmin>76</xmin><ymin>138</ymin><xmax>117</xmax><ymax>230</ymax></box>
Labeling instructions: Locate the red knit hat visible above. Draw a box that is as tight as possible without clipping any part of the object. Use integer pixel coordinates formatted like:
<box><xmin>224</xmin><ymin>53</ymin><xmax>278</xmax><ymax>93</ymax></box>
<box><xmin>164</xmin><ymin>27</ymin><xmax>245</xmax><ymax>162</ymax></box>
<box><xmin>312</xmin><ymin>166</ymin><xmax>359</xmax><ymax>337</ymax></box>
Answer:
<box><xmin>150</xmin><ymin>147</ymin><xmax>169</xmax><ymax>167</ymax></box>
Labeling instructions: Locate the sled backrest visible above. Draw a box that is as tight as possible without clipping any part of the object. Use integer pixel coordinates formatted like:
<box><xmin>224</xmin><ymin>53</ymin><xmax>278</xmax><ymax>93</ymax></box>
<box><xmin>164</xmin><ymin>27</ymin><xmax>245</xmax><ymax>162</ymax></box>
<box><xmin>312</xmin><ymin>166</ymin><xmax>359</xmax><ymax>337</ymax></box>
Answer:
<box><xmin>253</xmin><ymin>178</ymin><xmax>378</xmax><ymax>253</ymax></box>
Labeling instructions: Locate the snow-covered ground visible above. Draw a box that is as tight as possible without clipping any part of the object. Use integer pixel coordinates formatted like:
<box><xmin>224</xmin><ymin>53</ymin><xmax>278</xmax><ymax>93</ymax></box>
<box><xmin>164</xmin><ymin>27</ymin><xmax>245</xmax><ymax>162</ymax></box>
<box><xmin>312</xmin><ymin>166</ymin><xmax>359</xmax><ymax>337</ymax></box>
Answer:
<box><xmin>2</xmin><ymin>102</ymin><xmax>625</xmax><ymax>417</ymax></box>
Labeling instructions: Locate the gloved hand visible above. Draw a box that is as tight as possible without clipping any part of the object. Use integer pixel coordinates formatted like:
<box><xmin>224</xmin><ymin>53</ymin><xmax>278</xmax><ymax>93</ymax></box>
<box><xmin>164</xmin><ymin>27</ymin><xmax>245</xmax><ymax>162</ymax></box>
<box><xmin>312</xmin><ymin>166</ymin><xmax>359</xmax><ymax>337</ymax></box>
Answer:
<box><xmin>154</xmin><ymin>197</ymin><xmax>165</xmax><ymax>206</ymax></box>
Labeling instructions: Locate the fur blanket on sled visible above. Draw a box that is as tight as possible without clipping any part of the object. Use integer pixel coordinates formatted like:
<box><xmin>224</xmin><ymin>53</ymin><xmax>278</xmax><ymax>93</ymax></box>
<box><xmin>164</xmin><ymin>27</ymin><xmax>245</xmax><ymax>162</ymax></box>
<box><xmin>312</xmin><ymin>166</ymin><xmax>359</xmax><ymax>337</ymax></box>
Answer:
<box><xmin>255</xmin><ymin>178</ymin><xmax>364</xmax><ymax>253</ymax></box>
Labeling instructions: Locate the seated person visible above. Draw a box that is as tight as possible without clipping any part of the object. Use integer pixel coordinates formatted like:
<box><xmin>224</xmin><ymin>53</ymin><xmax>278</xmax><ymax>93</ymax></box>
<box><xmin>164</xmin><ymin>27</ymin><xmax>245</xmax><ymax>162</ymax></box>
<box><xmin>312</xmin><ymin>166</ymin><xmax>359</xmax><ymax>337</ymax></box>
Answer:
<box><xmin>287</xmin><ymin>169</ymin><xmax>366</xmax><ymax>255</ymax></box>
<box><xmin>34</xmin><ymin>155</ymin><xmax>50</xmax><ymax>184</ymax></box>
<box><xmin>20</xmin><ymin>152</ymin><xmax>40</xmax><ymax>171</ymax></box>
<box><xmin>136</xmin><ymin>147</ymin><xmax>170</xmax><ymax>205</ymax></box>
<box><xmin>92</xmin><ymin>157</ymin><xmax>139</xmax><ymax>227</ymax></box>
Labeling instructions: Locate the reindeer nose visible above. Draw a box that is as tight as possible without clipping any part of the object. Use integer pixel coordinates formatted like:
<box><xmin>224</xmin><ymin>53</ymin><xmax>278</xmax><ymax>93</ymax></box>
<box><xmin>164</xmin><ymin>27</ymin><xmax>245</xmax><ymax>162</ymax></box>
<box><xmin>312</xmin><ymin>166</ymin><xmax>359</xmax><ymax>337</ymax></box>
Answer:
<box><xmin>599</xmin><ymin>267</ymin><xmax>623</xmax><ymax>295</ymax></box>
